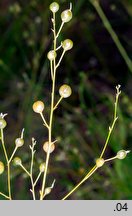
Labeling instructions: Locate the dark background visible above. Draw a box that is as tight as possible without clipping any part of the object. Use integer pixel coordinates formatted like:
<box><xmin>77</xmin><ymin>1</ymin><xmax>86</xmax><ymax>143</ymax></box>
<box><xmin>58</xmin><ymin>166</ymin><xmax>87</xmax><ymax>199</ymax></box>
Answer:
<box><xmin>0</xmin><ymin>0</ymin><xmax>132</xmax><ymax>199</ymax></box>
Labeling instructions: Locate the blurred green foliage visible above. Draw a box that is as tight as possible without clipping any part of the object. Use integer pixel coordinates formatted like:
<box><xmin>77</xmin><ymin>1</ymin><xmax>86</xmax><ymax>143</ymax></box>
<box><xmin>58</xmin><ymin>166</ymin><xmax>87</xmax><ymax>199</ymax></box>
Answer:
<box><xmin>0</xmin><ymin>0</ymin><xmax>132</xmax><ymax>199</ymax></box>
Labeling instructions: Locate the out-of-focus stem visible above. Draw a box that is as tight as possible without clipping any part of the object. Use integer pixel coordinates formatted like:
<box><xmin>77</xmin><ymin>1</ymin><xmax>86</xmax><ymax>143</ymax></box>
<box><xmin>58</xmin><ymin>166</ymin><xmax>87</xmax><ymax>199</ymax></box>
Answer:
<box><xmin>89</xmin><ymin>0</ymin><xmax>132</xmax><ymax>73</ymax></box>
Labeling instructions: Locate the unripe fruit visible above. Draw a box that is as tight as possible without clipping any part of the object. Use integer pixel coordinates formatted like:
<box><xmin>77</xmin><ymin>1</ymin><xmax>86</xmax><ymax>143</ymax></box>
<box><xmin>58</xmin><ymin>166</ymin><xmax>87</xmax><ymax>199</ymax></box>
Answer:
<box><xmin>62</xmin><ymin>39</ymin><xmax>73</xmax><ymax>51</ymax></box>
<box><xmin>39</xmin><ymin>163</ymin><xmax>45</xmax><ymax>172</ymax></box>
<box><xmin>15</xmin><ymin>138</ymin><xmax>24</xmax><ymax>147</ymax></box>
<box><xmin>59</xmin><ymin>84</ymin><xmax>72</xmax><ymax>98</ymax></box>
<box><xmin>33</xmin><ymin>101</ymin><xmax>44</xmax><ymax>113</ymax></box>
<box><xmin>0</xmin><ymin>118</ymin><xmax>7</xmax><ymax>129</ymax></box>
<box><xmin>47</xmin><ymin>50</ymin><xmax>57</xmax><ymax>61</ymax></box>
<box><xmin>45</xmin><ymin>187</ymin><xmax>51</xmax><ymax>195</ymax></box>
<box><xmin>43</xmin><ymin>141</ymin><xmax>55</xmax><ymax>153</ymax></box>
<box><xmin>61</xmin><ymin>9</ymin><xmax>72</xmax><ymax>23</ymax></box>
<box><xmin>0</xmin><ymin>161</ymin><xmax>4</xmax><ymax>175</ymax></box>
<box><xmin>96</xmin><ymin>158</ymin><xmax>105</xmax><ymax>168</ymax></box>
<box><xmin>117</xmin><ymin>150</ymin><xmax>127</xmax><ymax>160</ymax></box>
<box><xmin>50</xmin><ymin>2</ymin><xmax>59</xmax><ymax>13</ymax></box>
<box><xmin>13</xmin><ymin>157</ymin><xmax>22</xmax><ymax>166</ymax></box>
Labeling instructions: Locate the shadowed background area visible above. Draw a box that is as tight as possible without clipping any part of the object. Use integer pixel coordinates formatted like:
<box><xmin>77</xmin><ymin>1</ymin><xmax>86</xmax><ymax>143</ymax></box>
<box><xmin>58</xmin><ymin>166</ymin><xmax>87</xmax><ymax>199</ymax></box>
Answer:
<box><xmin>0</xmin><ymin>0</ymin><xmax>132</xmax><ymax>199</ymax></box>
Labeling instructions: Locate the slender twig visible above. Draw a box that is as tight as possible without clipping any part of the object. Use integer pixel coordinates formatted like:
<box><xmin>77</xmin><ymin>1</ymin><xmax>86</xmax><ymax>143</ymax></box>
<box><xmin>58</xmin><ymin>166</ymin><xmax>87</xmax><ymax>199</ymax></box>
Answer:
<box><xmin>56</xmin><ymin>22</ymin><xmax>64</xmax><ymax>38</ymax></box>
<box><xmin>0</xmin><ymin>129</ymin><xmax>11</xmax><ymax>200</ymax></box>
<box><xmin>62</xmin><ymin>86</ymin><xmax>121</xmax><ymax>200</ymax></box>
<box><xmin>53</xmin><ymin>96</ymin><xmax>63</xmax><ymax>110</ymax></box>
<box><xmin>50</xmin><ymin>60</ymin><xmax>53</xmax><ymax>80</ymax></box>
<box><xmin>56</xmin><ymin>44</ymin><xmax>62</xmax><ymax>51</ymax></box>
<box><xmin>8</xmin><ymin>146</ymin><xmax>18</xmax><ymax>163</ymax></box>
<box><xmin>0</xmin><ymin>192</ymin><xmax>10</xmax><ymax>200</ymax></box>
<box><xmin>62</xmin><ymin>165</ymin><xmax>98</xmax><ymax>200</ymax></box>
<box><xmin>19</xmin><ymin>164</ymin><xmax>31</xmax><ymax>176</ymax></box>
<box><xmin>34</xmin><ymin>172</ymin><xmax>42</xmax><ymax>187</ymax></box>
<box><xmin>104</xmin><ymin>156</ymin><xmax>117</xmax><ymax>162</ymax></box>
<box><xmin>40</xmin><ymin>112</ymin><xmax>49</xmax><ymax>129</ymax></box>
<box><xmin>56</xmin><ymin>50</ymin><xmax>66</xmax><ymax>68</ymax></box>
<box><xmin>100</xmin><ymin>85</ymin><xmax>121</xmax><ymax>158</ymax></box>
<box><xmin>89</xmin><ymin>0</ymin><xmax>132</xmax><ymax>73</ymax></box>
<box><xmin>40</xmin><ymin>11</ymin><xmax>58</xmax><ymax>200</ymax></box>
<box><xmin>29</xmin><ymin>140</ymin><xmax>36</xmax><ymax>200</ymax></box>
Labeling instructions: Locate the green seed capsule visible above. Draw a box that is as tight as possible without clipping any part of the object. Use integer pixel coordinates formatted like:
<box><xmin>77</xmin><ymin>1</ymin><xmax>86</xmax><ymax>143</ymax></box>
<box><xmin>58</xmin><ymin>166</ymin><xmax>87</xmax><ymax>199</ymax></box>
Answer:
<box><xmin>50</xmin><ymin>2</ymin><xmax>59</xmax><ymax>13</ymax></box>
<box><xmin>39</xmin><ymin>163</ymin><xmax>45</xmax><ymax>172</ymax></box>
<box><xmin>61</xmin><ymin>10</ymin><xmax>72</xmax><ymax>23</ymax></box>
<box><xmin>117</xmin><ymin>150</ymin><xmax>127</xmax><ymax>159</ymax></box>
<box><xmin>15</xmin><ymin>138</ymin><xmax>24</xmax><ymax>147</ymax></box>
<box><xmin>62</xmin><ymin>39</ymin><xmax>73</xmax><ymax>51</ymax></box>
<box><xmin>33</xmin><ymin>101</ymin><xmax>45</xmax><ymax>113</ymax></box>
<box><xmin>47</xmin><ymin>50</ymin><xmax>57</xmax><ymax>61</ymax></box>
<box><xmin>0</xmin><ymin>118</ymin><xmax>7</xmax><ymax>129</ymax></box>
<box><xmin>13</xmin><ymin>157</ymin><xmax>22</xmax><ymax>166</ymax></box>
<box><xmin>45</xmin><ymin>187</ymin><xmax>51</xmax><ymax>195</ymax></box>
<box><xmin>59</xmin><ymin>84</ymin><xmax>72</xmax><ymax>98</ymax></box>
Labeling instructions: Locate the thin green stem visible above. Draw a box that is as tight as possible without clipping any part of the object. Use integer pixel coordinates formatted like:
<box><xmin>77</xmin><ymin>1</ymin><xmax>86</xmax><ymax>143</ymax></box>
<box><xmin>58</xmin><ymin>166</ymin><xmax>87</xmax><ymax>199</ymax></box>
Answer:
<box><xmin>50</xmin><ymin>60</ymin><xmax>53</xmax><ymax>80</ymax></box>
<box><xmin>0</xmin><ymin>129</ymin><xmax>9</xmax><ymax>162</ymax></box>
<box><xmin>0</xmin><ymin>192</ymin><xmax>10</xmax><ymax>200</ymax></box>
<box><xmin>56</xmin><ymin>22</ymin><xmax>64</xmax><ymax>38</ymax></box>
<box><xmin>53</xmin><ymin>96</ymin><xmax>63</xmax><ymax>110</ymax></box>
<box><xmin>100</xmin><ymin>86</ymin><xmax>120</xmax><ymax>158</ymax></box>
<box><xmin>40</xmin><ymin>112</ymin><xmax>49</xmax><ymax>129</ymax></box>
<box><xmin>8</xmin><ymin>146</ymin><xmax>18</xmax><ymax>163</ymax></box>
<box><xmin>40</xmin><ymin>12</ymin><xmax>57</xmax><ymax>200</ymax></box>
<box><xmin>0</xmin><ymin>129</ymin><xmax>11</xmax><ymax>200</ymax></box>
<box><xmin>34</xmin><ymin>171</ymin><xmax>42</xmax><ymax>187</ymax></box>
<box><xmin>104</xmin><ymin>156</ymin><xmax>117</xmax><ymax>162</ymax></box>
<box><xmin>62</xmin><ymin>165</ymin><xmax>97</xmax><ymax>200</ymax></box>
<box><xmin>19</xmin><ymin>164</ymin><xmax>31</xmax><ymax>177</ymax></box>
<box><xmin>30</xmin><ymin>143</ymin><xmax>36</xmax><ymax>200</ymax></box>
<box><xmin>89</xmin><ymin>0</ymin><xmax>132</xmax><ymax>73</ymax></box>
<box><xmin>56</xmin><ymin>50</ymin><xmax>66</xmax><ymax>68</ymax></box>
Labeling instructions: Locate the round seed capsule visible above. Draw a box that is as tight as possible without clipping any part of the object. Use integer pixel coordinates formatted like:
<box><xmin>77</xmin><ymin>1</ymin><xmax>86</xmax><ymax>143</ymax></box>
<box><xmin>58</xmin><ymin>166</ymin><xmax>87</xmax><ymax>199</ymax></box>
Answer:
<box><xmin>0</xmin><ymin>118</ymin><xmax>7</xmax><ymax>129</ymax></box>
<box><xmin>96</xmin><ymin>158</ymin><xmax>105</xmax><ymax>168</ymax></box>
<box><xmin>15</xmin><ymin>138</ymin><xmax>24</xmax><ymax>147</ymax></box>
<box><xmin>39</xmin><ymin>163</ymin><xmax>45</xmax><ymax>172</ymax></box>
<box><xmin>13</xmin><ymin>157</ymin><xmax>22</xmax><ymax>166</ymax></box>
<box><xmin>61</xmin><ymin>9</ymin><xmax>72</xmax><ymax>23</ymax></box>
<box><xmin>45</xmin><ymin>187</ymin><xmax>51</xmax><ymax>195</ymax></box>
<box><xmin>117</xmin><ymin>150</ymin><xmax>127</xmax><ymax>160</ymax></box>
<box><xmin>62</xmin><ymin>39</ymin><xmax>73</xmax><ymax>51</ymax></box>
<box><xmin>59</xmin><ymin>84</ymin><xmax>72</xmax><ymax>98</ymax></box>
<box><xmin>0</xmin><ymin>161</ymin><xmax>4</xmax><ymax>175</ymax></box>
<box><xmin>47</xmin><ymin>50</ymin><xmax>57</xmax><ymax>61</ymax></box>
<box><xmin>49</xmin><ymin>2</ymin><xmax>59</xmax><ymax>13</ymax></box>
<box><xmin>43</xmin><ymin>141</ymin><xmax>55</xmax><ymax>153</ymax></box>
<box><xmin>33</xmin><ymin>101</ymin><xmax>44</xmax><ymax>113</ymax></box>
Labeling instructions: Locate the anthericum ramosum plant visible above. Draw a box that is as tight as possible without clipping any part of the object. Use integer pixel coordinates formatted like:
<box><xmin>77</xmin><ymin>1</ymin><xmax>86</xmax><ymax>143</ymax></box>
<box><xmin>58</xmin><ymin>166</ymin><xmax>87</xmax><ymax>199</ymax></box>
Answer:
<box><xmin>0</xmin><ymin>2</ymin><xmax>130</xmax><ymax>200</ymax></box>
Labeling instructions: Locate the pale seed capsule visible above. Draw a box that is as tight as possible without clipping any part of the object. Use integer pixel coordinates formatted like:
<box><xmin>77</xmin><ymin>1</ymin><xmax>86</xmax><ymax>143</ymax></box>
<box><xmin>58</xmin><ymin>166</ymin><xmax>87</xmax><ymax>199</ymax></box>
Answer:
<box><xmin>59</xmin><ymin>84</ymin><xmax>72</xmax><ymax>98</ymax></box>
<box><xmin>15</xmin><ymin>138</ymin><xmax>24</xmax><ymax>147</ymax></box>
<box><xmin>33</xmin><ymin>101</ymin><xmax>44</xmax><ymax>113</ymax></box>
<box><xmin>62</xmin><ymin>39</ymin><xmax>73</xmax><ymax>51</ymax></box>
<box><xmin>45</xmin><ymin>187</ymin><xmax>51</xmax><ymax>195</ymax></box>
<box><xmin>47</xmin><ymin>50</ymin><xmax>57</xmax><ymax>61</ymax></box>
<box><xmin>13</xmin><ymin>157</ymin><xmax>22</xmax><ymax>166</ymax></box>
<box><xmin>117</xmin><ymin>150</ymin><xmax>127</xmax><ymax>160</ymax></box>
<box><xmin>96</xmin><ymin>158</ymin><xmax>105</xmax><ymax>168</ymax></box>
<box><xmin>0</xmin><ymin>161</ymin><xmax>4</xmax><ymax>175</ymax></box>
<box><xmin>49</xmin><ymin>2</ymin><xmax>59</xmax><ymax>13</ymax></box>
<box><xmin>43</xmin><ymin>141</ymin><xmax>55</xmax><ymax>153</ymax></box>
<box><xmin>61</xmin><ymin>9</ymin><xmax>72</xmax><ymax>23</ymax></box>
<box><xmin>39</xmin><ymin>163</ymin><xmax>45</xmax><ymax>172</ymax></box>
<box><xmin>0</xmin><ymin>118</ymin><xmax>7</xmax><ymax>129</ymax></box>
